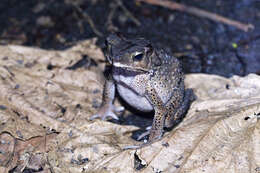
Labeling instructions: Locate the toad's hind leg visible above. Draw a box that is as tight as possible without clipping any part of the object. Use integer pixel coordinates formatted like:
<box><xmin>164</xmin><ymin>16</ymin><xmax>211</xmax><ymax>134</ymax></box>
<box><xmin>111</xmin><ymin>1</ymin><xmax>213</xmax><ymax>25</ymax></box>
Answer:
<box><xmin>144</xmin><ymin>84</ymin><xmax>169</xmax><ymax>142</ymax></box>
<box><xmin>164</xmin><ymin>89</ymin><xmax>194</xmax><ymax>128</ymax></box>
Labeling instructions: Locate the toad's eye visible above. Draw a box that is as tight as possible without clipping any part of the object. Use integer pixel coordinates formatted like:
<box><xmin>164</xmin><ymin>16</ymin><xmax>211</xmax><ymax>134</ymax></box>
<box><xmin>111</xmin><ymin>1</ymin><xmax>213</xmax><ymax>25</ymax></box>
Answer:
<box><xmin>133</xmin><ymin>53</ymin><xmax>144</xmax><ymax>61</ymax></box>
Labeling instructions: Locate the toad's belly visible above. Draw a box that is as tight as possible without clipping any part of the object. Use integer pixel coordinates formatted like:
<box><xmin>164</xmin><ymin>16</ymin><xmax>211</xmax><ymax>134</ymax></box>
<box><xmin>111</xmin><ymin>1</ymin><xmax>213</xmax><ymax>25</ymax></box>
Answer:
<box><xmin>116</xmin><ymin>84</ymin><xmax>153</xmax><ymax>112</ymax></box>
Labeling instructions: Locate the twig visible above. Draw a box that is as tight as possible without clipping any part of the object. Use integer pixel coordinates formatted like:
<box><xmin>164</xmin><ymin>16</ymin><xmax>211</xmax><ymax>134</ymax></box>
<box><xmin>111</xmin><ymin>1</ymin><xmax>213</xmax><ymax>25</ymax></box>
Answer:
<box><xmin>106</xmin><ymin>2</ymin><xmax>120</xmax><ymax>32</ymax></box>
<box><xmin>137</xmin><ymin>0</ymin><xmax>254</xmax><ymax>32</ymax></box>
<box><xmin>71</xmin><ymin>3</ymin><xmax>103</xmax><ymax>37</ymax></box>
<box><xmin>116</xmin><ymin>0</ymin><xmax>141</xmax><ymax>26</ymax></box>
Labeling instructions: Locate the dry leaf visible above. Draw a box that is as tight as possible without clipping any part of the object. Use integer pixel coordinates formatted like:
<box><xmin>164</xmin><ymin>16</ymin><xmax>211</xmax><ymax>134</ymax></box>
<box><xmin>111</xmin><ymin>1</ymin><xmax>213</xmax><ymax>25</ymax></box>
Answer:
<box><xmin>0</xmin><ymin>40</ymin><xmax>259</xmax><ymax>173</ymax></box>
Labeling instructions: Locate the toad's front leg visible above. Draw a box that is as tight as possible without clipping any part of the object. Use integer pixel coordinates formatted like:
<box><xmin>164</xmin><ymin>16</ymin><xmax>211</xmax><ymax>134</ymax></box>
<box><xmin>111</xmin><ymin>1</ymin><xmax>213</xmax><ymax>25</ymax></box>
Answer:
<box><xmin>90</xmin><ymin>76</ymin><xmax>124</xmax><ymax>121</ymax></box>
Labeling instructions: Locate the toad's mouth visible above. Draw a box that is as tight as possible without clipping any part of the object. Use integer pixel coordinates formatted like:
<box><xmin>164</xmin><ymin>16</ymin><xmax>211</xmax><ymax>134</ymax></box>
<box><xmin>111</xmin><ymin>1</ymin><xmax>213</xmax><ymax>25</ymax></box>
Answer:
<box><xmin>113</xmin><ymin>62</ymin><xmax>149</xmax><ymax>72</ymax></box>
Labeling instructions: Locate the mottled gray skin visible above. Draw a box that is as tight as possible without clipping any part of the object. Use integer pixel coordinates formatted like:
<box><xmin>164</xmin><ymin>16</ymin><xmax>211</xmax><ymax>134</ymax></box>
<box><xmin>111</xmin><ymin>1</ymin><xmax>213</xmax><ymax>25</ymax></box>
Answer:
<box><xmin>91</xmin><ymin>33</ymin><xmax>192</xmax><ymax>143</ymax></box>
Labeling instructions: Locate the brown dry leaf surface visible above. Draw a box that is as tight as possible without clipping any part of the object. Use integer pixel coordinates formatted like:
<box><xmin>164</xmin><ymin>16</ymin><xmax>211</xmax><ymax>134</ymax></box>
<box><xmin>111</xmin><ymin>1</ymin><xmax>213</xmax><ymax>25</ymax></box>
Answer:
<box><xmin>0</xmin><ymin>38</ymin><xmax>259</xmax><ymax>173</ymax></box>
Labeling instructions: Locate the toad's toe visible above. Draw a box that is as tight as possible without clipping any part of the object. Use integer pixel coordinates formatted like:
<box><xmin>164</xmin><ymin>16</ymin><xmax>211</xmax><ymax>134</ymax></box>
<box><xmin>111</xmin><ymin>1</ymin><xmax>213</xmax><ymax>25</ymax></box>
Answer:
<box><xmin>90</xmin><ymin>104</ymin><xmax>124</xmax><ymax>121</ymax></box>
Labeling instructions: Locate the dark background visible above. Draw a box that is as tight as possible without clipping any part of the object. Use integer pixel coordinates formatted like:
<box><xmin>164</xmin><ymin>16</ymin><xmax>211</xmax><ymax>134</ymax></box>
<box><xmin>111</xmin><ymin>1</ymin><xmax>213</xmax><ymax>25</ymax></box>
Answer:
<box><xmin>0</xmin><ymin>0</ymin><xmax>259</xmax><ymax>77</ymax></box>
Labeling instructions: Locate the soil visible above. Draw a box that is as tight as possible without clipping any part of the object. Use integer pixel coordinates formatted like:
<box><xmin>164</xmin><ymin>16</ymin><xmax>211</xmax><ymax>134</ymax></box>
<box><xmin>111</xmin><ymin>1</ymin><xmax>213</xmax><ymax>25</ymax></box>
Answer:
<box><xmin>0</xmin><ymin>0</ymin><xmax>259</xmax><ymax>77</ymax></box>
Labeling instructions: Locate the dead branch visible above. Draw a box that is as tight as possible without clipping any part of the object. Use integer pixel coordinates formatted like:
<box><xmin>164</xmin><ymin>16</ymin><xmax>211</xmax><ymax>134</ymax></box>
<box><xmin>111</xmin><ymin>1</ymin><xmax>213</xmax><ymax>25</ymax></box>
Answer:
<box><xmin>106</xmin><ymin>2</ymin><xmax>120</xmax><ymax>32</ymax></box>
<box><xmin>71</xmin><ymin>3</ymin><xmax>103</xmax><ymax>37</ymax></box>
<box><xmin>137</xmin><ymin>0</ymin><xmax>254</xmax><ymax>32</ymax></box>
<box><xmin>116</xmin><ymin>0</ymin><xmax>141</xmax><ymax>26</ymax></box>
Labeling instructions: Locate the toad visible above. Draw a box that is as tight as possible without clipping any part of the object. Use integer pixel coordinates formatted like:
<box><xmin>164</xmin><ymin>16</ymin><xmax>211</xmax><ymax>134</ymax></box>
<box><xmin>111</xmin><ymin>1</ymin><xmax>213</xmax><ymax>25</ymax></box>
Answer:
<box><xmin>91</xmin><ymin>33</ymin><xmax>193</xmax><ymax>146</ymax></box>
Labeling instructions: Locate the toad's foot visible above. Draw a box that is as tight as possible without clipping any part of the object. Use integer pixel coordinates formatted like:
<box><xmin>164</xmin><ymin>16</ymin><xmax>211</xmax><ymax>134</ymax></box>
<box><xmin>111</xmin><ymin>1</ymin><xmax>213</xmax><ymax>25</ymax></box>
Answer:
<box><xmin>137</xmin><ymin>126</ymin><xmax>152</xmax><ymax>141</ymax></box>
<box><xmin>90</xmin><ymin>104</ymin><xmax>124</xmax><ymax>121</ymax></box>
<box><xmin>123</xmin><ymin>126</ymin><xmax>163</xmax><ymax>150</ymax></box>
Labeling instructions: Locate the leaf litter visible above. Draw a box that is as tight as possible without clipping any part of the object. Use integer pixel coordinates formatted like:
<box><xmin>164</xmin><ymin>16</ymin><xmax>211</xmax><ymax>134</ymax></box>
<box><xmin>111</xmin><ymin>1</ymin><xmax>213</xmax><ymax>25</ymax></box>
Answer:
<box><xmin>0</xmin><ymin>38</ymin><xmax>259</xmax><ymax>173</ymax></box>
